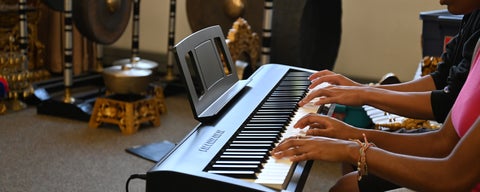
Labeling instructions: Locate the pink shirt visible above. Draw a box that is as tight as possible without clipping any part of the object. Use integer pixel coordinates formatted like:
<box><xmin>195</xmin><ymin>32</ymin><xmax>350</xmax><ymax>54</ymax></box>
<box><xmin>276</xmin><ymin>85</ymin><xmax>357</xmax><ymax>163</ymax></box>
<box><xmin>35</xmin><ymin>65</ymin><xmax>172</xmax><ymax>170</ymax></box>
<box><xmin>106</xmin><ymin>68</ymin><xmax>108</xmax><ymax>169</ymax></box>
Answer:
<box><xmin>451</xmin><ymin>48</ymin><xmax>480</xmax><ymax>191</ymax></box>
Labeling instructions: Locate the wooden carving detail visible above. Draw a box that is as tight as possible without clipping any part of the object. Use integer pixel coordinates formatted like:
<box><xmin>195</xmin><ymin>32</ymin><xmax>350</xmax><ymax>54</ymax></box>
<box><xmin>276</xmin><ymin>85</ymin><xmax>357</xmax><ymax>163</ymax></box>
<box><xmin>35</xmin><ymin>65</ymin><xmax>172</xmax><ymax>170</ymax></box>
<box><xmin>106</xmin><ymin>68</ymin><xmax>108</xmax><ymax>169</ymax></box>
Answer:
<box><xmin>226</xmin><ymin>18</ymin><xmax>260</xmax><ymax>76</ymax></box>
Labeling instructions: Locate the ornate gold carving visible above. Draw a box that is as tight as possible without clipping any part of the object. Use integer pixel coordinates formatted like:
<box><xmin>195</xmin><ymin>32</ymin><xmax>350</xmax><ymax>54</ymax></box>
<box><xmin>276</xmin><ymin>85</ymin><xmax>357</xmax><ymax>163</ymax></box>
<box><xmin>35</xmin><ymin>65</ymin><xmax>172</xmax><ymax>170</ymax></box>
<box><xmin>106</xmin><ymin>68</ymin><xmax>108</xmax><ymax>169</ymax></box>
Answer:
<box><xmin>226</xmin><ymin>17</ymin><xmax>260</xmax><ymax>77</ymax></box>
<box><xmin>1</xmin><ymin>0</ymin><xmax>46</xmax><ymax>71</ymax></box>
<box><xmin>153</xmin><ymin>85</ymin><xmax>167</xmax><ymax>114</ymax></box>
<box><xmin>89</xmin><ymin>96</ymin><xmax>161</xmax><ymax>135</ymax></box>
<box><xmin>0</xmin><ymin>36</ymin><xmax>29</xmax><ymax>111</ymax></box>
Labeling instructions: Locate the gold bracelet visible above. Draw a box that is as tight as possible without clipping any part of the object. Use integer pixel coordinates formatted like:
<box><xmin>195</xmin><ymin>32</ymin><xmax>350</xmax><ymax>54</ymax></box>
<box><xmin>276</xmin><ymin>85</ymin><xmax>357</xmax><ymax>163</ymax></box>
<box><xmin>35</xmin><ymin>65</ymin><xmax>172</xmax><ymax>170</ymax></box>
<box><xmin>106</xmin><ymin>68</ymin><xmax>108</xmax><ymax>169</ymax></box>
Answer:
<box><xmin>350</xmin><ymin>133</ymin><xmax>375</xmax><ymax>181</ymax></box>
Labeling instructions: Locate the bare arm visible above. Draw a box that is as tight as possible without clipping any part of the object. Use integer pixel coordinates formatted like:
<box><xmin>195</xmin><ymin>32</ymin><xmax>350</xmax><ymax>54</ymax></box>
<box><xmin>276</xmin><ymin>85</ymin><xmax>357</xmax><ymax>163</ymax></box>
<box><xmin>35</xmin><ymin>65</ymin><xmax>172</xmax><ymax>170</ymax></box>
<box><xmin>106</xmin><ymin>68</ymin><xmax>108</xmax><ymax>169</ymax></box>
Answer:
<box><xmin>272</xmin><ymin>115</ymin><xmax>479</xmax><ymax>191</ymax></box>
<box><xmin>300</xmin><ymin>85</ymin><xmax>436</xmax><ymax>120</ymax></box>
<box><xmin>362</xmin><ymin>88</ymin><xmax>435</xmax><ymax>120</ymax></box>
<box><xmin>366</xmin><ymin>118</ymin><xmax>480</xmax><ymax>192</ymax></box>
<box><xmin>308</xmin><ymin>70</ymin><xmax>436</xmax><ymax>92</ymax></box>
<box><xmin>294</xmin><ymin>113</ymin><xmax>458</xmax><ymax>157</ymax></box>
<box><xmin>374</xmin><ymin>75</ymin><xmax>437</xmax><ymax>92</ymax></box>
<box><xmin>357</xmin><ymin>115</ymin><xmax>459</xmax><ymax>157</ymax></box>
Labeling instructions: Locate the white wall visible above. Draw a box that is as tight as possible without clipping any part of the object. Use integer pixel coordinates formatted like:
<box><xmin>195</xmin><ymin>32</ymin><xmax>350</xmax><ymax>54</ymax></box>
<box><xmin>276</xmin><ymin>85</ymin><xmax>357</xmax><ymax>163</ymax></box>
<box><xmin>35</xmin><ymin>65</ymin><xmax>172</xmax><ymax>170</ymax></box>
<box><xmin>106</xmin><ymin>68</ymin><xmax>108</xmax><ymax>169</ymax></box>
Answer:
<box><xmin>110</xmin><ymin>0</ymin><xmax>191</xmax><ymax>54</ymax></box>
<box><xmin>336</xmin><ymin>0</ymin><xmax>444</xmax><ymax>81</ymax></box>
<box><xmin>110</xmin><ymin>0</ymin><xmax>445</xmax><ymax>81</ymax></box>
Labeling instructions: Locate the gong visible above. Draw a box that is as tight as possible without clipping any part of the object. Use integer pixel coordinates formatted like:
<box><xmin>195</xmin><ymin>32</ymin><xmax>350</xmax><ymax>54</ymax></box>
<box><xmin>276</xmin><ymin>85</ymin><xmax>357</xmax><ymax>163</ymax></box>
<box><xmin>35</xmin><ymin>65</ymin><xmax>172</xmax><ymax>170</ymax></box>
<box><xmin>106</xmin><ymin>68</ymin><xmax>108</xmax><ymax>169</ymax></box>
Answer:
<box><xmin>186</xmin><ymin>0</ymin><xmax>263</xmax><ymax>36</ymax></box>
<box><xmin>73</xmin><ymin>0</ymin><xmax>132</xmax><ymax>45</ymax></box>
<box><xmin>42</xmin><ymin>0</ymin><xmax>63</xmax><ymax>12</ymax></box>
<box><xmin>42</xmin><ymin>0</ymin><xmax>132</xmax><ymax>45</ymax></box>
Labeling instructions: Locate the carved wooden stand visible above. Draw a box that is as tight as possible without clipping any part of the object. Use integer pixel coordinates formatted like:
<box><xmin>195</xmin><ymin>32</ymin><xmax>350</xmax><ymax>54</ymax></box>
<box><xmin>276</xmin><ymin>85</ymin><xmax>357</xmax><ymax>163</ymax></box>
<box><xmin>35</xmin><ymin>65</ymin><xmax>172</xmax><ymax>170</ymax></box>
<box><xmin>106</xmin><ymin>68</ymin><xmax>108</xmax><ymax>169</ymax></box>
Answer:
<box><xmin>88</xmin><ymin>86</ymin><xmax>166</xmax><ymax>135</ymax></box>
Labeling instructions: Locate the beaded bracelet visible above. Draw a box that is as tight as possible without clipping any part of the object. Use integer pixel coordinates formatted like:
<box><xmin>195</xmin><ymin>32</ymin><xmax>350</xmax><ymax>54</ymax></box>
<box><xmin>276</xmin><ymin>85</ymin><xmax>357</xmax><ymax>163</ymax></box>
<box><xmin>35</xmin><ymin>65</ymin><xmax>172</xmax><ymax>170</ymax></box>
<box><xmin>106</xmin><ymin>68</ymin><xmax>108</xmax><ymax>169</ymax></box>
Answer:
<box><xmin>350</xmin><ymin>133</ymin><xmax>375</xmax><ymax>181</ymax></box>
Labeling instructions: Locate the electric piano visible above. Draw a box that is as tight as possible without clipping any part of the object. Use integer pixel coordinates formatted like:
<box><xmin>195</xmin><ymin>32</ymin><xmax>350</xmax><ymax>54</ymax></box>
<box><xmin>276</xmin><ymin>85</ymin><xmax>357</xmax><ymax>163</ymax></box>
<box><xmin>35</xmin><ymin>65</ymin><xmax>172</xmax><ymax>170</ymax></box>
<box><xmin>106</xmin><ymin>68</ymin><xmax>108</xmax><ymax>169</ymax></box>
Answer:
<box><xmin>146</xmin><ymin>64</ymin><xmax>334</xmax><ymax>192</ymax></box>
<box><xmin>145</xmin><ymin>25</ymin><xmax>334</xmax><ymax>191</ymax></box>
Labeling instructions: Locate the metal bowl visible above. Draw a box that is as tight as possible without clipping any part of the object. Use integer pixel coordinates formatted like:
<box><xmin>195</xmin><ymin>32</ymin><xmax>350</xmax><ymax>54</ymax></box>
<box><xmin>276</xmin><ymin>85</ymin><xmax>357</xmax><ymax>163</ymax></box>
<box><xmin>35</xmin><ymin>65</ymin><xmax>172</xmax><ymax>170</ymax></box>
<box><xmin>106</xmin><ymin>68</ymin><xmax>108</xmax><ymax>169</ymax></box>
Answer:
<box><xmin>113</xmin><ymin>57</ymin><xmax>159</xmax><ymax>73</ymax></box>
<box><xmin>102</xmin><ymin>64</ymin><xmax>153</xmax><ymax>94</ymax></box>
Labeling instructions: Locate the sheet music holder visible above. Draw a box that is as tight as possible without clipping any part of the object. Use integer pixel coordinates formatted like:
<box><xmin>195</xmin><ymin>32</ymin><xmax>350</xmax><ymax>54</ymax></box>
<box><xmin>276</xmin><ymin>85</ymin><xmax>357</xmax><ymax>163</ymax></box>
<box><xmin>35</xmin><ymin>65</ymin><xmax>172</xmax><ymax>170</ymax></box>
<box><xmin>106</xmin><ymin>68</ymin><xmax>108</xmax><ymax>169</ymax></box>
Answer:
<box><xmin>173</xmin><ymin>25</ymin><xmax>250</xmax><ymax>122</ymax></box>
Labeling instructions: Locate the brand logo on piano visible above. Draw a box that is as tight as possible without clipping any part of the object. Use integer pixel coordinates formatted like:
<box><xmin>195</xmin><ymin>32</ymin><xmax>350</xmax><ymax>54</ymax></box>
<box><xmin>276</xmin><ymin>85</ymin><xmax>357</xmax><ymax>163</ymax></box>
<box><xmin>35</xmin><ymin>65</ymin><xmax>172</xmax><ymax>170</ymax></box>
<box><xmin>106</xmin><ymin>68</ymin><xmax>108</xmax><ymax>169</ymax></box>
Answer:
<box><xmin>199</xmin><ymin>130</ymin><xmax>225</xmax><ymax>152</ymax></box>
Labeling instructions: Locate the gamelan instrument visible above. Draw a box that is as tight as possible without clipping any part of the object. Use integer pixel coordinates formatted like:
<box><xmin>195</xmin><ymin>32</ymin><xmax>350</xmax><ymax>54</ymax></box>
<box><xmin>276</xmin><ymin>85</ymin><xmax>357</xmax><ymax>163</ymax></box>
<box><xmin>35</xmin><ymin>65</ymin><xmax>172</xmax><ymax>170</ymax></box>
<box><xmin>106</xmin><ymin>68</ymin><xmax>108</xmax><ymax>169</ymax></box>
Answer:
<box><xmin>36</xmin><ymin>0</ymin><xmax>132</xmax><ymax>121</ymax></box>
<box><xmin>107</xmin><ymin>0</ymin><xmax>156</xmax><ymax>95</ymax></box>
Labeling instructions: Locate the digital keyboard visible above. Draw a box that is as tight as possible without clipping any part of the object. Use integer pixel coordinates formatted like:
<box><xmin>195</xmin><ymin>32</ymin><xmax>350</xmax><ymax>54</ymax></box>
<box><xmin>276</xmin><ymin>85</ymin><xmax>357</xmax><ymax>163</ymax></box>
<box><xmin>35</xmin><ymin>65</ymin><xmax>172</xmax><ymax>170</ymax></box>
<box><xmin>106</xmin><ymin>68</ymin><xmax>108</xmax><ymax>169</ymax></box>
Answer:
<box><xmin>146</xmin><ymin>64</ymin><xmax>334</xmax><ymax>192</ymax></box>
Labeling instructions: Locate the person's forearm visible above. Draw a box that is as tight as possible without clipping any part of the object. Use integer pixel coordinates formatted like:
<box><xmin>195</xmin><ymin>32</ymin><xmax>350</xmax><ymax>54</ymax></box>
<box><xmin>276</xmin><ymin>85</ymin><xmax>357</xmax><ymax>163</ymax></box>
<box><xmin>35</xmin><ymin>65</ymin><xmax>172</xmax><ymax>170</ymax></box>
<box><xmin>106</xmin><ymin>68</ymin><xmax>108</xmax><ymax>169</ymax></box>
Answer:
<box><xmin>364</xmin><ymin>148</ymin><xmax>470</xmax><ymax>192</ymax></box>
<box><xmin>365</xmin><ymin>119</ymin><xmax>480</xmax><ymax>191</ymax></box>
<box><xmin>348</xmin><ymin>118</ymin><xmax>459</xmax><ymax>157</ymax></box>
<box><xmin>374</xmin><ymin>75</ymin><xmax>436</xmax><ymax>92</ymax></box>
<box><xmin>361</xmin><ymin>88</ymin><xmax>435</xmax><ymax>120</ymax></box>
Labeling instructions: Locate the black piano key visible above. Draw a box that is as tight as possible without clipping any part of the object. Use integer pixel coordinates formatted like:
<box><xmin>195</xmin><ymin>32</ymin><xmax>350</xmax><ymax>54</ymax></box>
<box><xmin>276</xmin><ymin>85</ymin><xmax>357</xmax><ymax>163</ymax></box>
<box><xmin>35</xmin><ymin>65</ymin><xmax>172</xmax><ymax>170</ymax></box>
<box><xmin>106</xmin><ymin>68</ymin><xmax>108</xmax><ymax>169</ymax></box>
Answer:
<box><xmin>271</xmin><ymin>90</ymin><xmax>306</xmax><ymax>96</ymax></box>
<box><xmin>229</xmin><ymin>143</ymin><xmax>274</xmax><ymax>149</ymax></box>
<box><xmin>243</xmin><ymin>127</ymin><xmax>284</xmax><ymax>132</ymax></box>
<box><xmin>238</xmin><ymin>133</ymin><xmax>281</xmax><ymax>139</ymax></box>
<box><xmin>240</xmin><ymin>130</ymin><xmax>282</xmax><ymax>134</ymax></box>
<box><xmin>261</xmin><ymin>104</ymin><xmax>298</xmax><ymax>109</ymax></box>
<box><xmin>248</xmin><ymin>119</ymin><xmax>289</xmax><ymax>124</ymax></box>
<box><xmin>279</xmin><ymin>80</ymin><xmax>310</xmax><ymax>86</ymax></box>
<box><xmin>257</xmin><ymin>109</ymin><xmax>295</xmax><ymax>113</ymax></box>
<box><xmin>210</xmin><ymin>164</ymin><xmax>261</xmax><ymax>171</ymax></box>
<box><xmin>251</xmin><ymin>115</ymin><xmax>292</xmax><ymax>119</ymax></box>
<box><xmin>275</xmin><ymin>86</ymin><xmax>308</xmax><ymax>91</ymax></box>
<box><xmin>207</xmin><ymin>170</ymin><xmax>257</xmax><ymax>179</ymax></box>
<box><xmin>245</xmin><ymin>123</ymin><xmax>285</xmax><ymax>127</ymax></box>
<box><xmin>219</xmin><ymin>155</ymin><xmax>266</xmax><ymax>160</ymax></box>
<box><xmin>231</xmin><ymin>140</ymin><xmax>275</xmax><ymax>144</ymax></box>
<box><xmin>212</xmin><ymin>160</ymin><xmax>264</xmax><ymax>170</ymax></box>
<box><xmin>267</xmin><ymin>97</ymin><xmax>302</xmax><ymax>102</ymax></box>
<box><xmin>261</xmin><ymin>103</ymin><xmax>298</xmax><ymax>107</ymax></box>
<box><xmin>218</xmin><ymin>156</ymin><xmax>267</xmax><ymax>165</ymax></box>
<box><xmin>256</xmin><ymin>111</ymin><xmax>294</xmax><ymax>116</ymax></box>
<box><xmin>223</xmin><ymin>151</ymin><xmax>268</xmax><ymax>156</ymax></box>
<box><xmin>225</xmin><ymin>148</ymin><xmax>270</xmax><ymax>152</ymax></box>
<box><xmin>236</xmin><ymin>136</ymin><xmax>278</xmax><ymax>141</ymax></box>
<box><xmin>262</xmin><ymin>101</ymin><xmax>299</xmax><ymax>106</ymax></box>
<box><xmin>257</xmin><ymin>109</ymin><xmax>296</xmax><ymax>116</ymax></box>
<box><xmin>283</xmin><ymin>76</ymin><xmax>310</xmax><ymax>81</ymax></box>
<box><xmin>243</xmin><ymin>128</ymin><xmax>284</xmax><ymax>133</ymax></box>
<box><xmin>272</xmin><ymin>89</ymin><xmax>306</xmax><ymax>92</ymax></box>
<box><xmin>264</xmin><ymin>99</ymin><xmax>296</xmax><ymax>101</ymax></box>
<box><xmin>250</xmin><ymin>115</ymin><xmax>291</xmax><ymax>119</ymax></box>
<box><xmin>211</xmin><ymin>159</ymin><xmax>264</xmax><ymax>172</ymax></box>
<box><xmin>286</xmin><ymin>71</ymin><xmax>311</xmax><ymax>76</ymax></box>
<box><xmin>215</xmin><ymin>160</ymin><xmax>262</xmax><ymax>164</ymax></box>
<box><xmin>209</xmin><ymin>164</ymin><xmax>262</xmax><ymax>175</ymax></box>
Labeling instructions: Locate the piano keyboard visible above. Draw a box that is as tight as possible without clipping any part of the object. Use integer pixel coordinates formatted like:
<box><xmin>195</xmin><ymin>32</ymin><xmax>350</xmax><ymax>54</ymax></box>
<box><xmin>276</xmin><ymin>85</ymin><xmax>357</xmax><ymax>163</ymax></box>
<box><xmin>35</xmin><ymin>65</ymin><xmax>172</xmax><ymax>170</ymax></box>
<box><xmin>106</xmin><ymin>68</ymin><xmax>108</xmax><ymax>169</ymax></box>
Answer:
<box><xmin>363</xmin><ymin>105</ymin><xmax>442</xmax><ymax>131</ymax></box>
<box><xmin>363</xmin><ymin>105</ymin><xmax>404</xmax><ymax>126</ymax></box>
<box><xmin>204</xmin><ymin>71</ymin><xmax>333</xmax><ymax>190</ymax></box>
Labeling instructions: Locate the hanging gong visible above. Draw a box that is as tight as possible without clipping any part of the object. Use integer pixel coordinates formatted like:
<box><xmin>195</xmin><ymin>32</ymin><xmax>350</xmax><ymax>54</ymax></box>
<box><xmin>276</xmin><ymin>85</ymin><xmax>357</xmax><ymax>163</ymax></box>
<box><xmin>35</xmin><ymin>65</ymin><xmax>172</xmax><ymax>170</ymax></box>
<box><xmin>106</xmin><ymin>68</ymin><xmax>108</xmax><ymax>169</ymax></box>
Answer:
<box><xmin>73</xmin><ymin>0</ymin><xmax>132</xmax><ymax>45</ymax></box>
<box><xmin>186</xmin><ymin>0</ymin><xmax>263</xmax><ymax>36</ymax></box>
<box><xmin>42</xmin><ymin>0</ymin><xmax>64</xmax><ymax>12</ymax></box>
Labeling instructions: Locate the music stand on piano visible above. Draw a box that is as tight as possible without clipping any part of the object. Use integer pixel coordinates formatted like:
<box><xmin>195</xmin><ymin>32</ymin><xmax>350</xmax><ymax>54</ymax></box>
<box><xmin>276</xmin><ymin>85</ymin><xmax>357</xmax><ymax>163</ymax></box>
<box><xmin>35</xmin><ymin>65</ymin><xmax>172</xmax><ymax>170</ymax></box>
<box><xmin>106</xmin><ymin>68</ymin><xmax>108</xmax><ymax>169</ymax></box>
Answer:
<box><xmin>172</xmin><ymin>25</ymin><xmax>250</xmax><ymax>123</ymax></box>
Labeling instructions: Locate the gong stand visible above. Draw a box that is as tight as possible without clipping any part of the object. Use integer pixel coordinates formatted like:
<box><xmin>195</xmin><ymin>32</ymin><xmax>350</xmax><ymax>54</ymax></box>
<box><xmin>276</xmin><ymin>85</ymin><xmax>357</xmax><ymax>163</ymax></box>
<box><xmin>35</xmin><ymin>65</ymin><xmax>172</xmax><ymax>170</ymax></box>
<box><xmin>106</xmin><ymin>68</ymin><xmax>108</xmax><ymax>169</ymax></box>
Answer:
<box><xmin>62</xmin><ymin>0</ymin><xmax>74</xmax><ymax>104</ymax></box>
<box><xmin>164</xmin><ymin>0</ymin><xmax>176</xmax><ymax>81</ymax></box>
<box><xmin>159</xmin><ymin>0</ymin><xmax>186</xmax><ymax>96</ymax></box>
<box><xmin>113</xmin><ymin>0</ymin><xmax>159</xmax><ymax>74</ymax></box>
<box><xmin>261</xmin><ymin>0</ymin><xmax>273</xmax><ymax>65</ymax></box>
<box><xmin>36</xmin><ymin>0</ymin><xmax>98</xmax><ymax>121</ymax></box>
<box><xmin>18</xmin><ymin>0</ymin><xmax>29</xmax><ymax>71</ymax></box>
<box><xmin>7</xmin><ymin>0</ymin><xmax>30</xmax><ymax>111</ymax></box>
